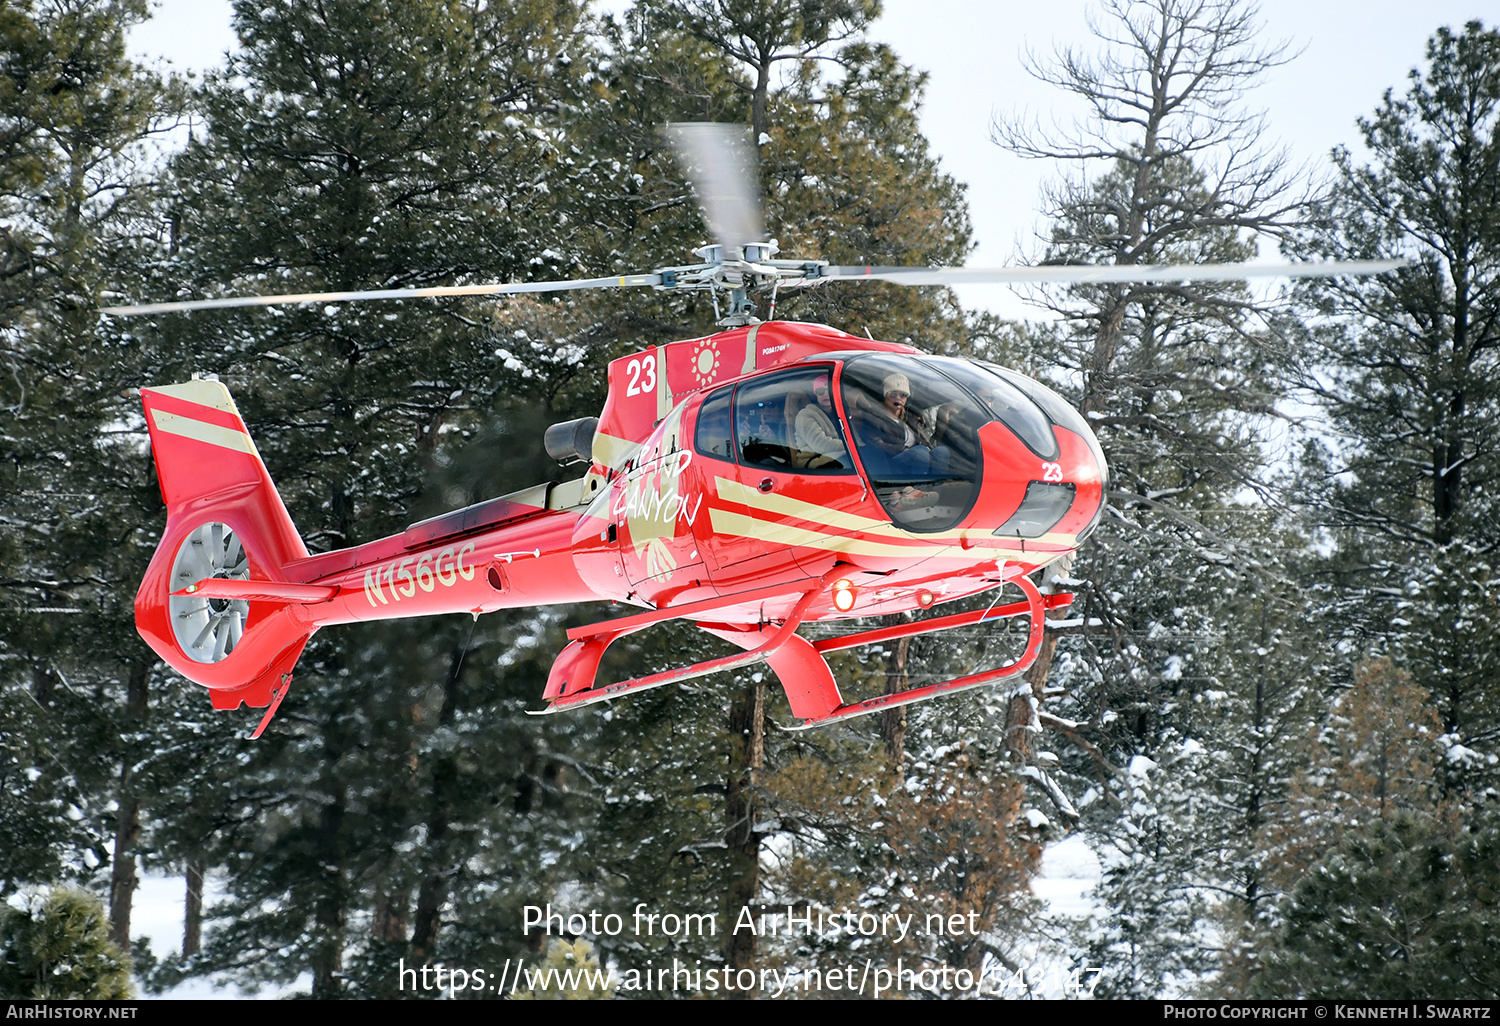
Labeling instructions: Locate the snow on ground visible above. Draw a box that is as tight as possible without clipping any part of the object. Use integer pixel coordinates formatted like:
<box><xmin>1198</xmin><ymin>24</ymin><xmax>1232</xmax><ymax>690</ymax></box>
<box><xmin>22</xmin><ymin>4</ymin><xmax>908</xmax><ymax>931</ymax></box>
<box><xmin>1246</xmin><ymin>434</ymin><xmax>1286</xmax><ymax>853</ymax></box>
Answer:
<box><xmin>996</xmin><ymin>832</ymin><xmax>1105</xmax><ymax>999</ymax></box>
<box><xmin>1032</xmin><ymin>832</ymin><xmax>1103</xmax><ymax>921</ymax></box>
<box><xmin>132</xmin><ymin>872</ymin><xmax>300</xmax><ymax>999</ymax></box>
<box><xmin>131</xmin><ymin>873</ymin><xmax>186</xmax><ymax>962</ymax></box>
<box><xmin>129</xmin><ymin>837</ymin><xmax>1104</xmax><ymax>999</ymax></box>
<box><xmin>132</xmin><ymin>874</ymin><xmax>255</xmax><ymax>999</ymax></box>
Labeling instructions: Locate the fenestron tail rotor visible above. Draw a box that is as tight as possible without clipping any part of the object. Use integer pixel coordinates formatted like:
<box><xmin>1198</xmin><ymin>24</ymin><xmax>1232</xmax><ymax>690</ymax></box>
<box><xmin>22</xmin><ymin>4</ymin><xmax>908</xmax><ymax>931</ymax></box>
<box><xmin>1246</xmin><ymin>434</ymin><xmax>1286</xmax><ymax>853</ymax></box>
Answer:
<box><xmin>98</xmin><ymin>122</ymin><xmax>1406</xmax><ymax>322</ymax></box>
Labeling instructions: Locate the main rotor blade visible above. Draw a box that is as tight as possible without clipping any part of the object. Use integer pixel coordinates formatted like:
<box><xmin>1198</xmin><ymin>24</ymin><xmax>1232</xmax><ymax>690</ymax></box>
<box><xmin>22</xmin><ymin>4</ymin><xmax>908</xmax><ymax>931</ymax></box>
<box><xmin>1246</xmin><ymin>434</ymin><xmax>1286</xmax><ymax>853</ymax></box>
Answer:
<box><xmin>99</xmin><ymin>273</ymin><xmax>663</xmax><ymax>316</ymax></box>
<box><xmin>664</xmin><ymin>122</ymin><xmax>764</xmax><ymax>260</ymax></box>
<box><xmin>821</xmin><ymin>259</ymin><xmax>1407</xmax><ymax>286</ymax></box>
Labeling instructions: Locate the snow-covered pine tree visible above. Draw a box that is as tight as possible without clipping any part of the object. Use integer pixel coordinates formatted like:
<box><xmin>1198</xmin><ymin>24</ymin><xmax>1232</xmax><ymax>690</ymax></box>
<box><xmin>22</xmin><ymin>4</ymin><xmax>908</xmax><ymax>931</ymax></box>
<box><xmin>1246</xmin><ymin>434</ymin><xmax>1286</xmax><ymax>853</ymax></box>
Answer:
<box><xmin>762</xmin><ymin>740</ymin><xmax>1045</xmax><ymax>987</ymax></box>
<box><xmin>121</xmin><ymin>0</ymin><xmax>607</xmax><ymax>995</ymax></box>
<box><xmin>989</xmin><ymin>0</ymin><xmax>1328</xmax><ymax>990</ymax></box>
<box><xmin>0</xmin><ymin>887</ymin><xmax>134</xmax><ymax>998</ymax></box>
<box><xmin>569</xmin><ymin>0</ymin><xmax>976</xmax><ymax>983</ymax></box>
<box><xmin>0</xmin><ymin>0</ymin><xmax>179</xmax><ymax>946</ymax></box>
<box><xmin>1233</xmin><ymin>678</ymin><xmax>1500</xmax><ymax>1003</ymax></box>
<box><xmin>1247</xmin><ymin>811</ymin><xmax>1500</xmax><ymax>998</ymax></box>
<box><xmin>764</xmin><ymin>38</ymin><xmax>972</xmax><ymax>344</ymax></box>
<box><xmin>1286</xmin><ymin>21</ymin><xmax>1500</xmax><ymax>799</ymax></box>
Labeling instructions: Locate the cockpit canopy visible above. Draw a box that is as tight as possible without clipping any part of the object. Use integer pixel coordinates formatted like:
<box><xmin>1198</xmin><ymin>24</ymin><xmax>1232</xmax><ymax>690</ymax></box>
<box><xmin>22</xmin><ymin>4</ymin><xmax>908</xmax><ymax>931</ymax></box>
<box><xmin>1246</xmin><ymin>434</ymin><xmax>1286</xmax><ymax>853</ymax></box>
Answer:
<box><xmin>839</xmin><ymin>355</ymin><xmax>1050</xmax><ymax>528</ymax></box>
<box><xmin>693</xmin><ymin>353</ymin><xmax>1100</xmax><ymax>533</ymax></box>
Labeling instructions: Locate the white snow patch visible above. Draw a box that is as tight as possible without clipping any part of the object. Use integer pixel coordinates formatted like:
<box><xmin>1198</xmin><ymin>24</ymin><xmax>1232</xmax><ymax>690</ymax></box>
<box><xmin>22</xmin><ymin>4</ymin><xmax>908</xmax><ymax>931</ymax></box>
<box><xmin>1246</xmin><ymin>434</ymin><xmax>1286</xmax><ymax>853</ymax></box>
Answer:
<box><xmin>131</xmin><ymin>873</ymin><xmax>186</xmax><ymax>959</ymax></box>
<box><xmin>1127</xmin><ymin>755</ymin><xmax>1157</xmax><ymax>780</ymax></box>
<box><xmin>1446</xmin><ymin>743</ymin><xmax>1483</xmax><ymax>766</ymax></box>
<box><xmin>132</xmin><ymin>872</ymin><xmax>299</xmax><ymax>1000</ymax></box>
<box><xmin>1032</xmin><ymin>833</ymin><xmax>1102</xmax><ymax>921</ymax></box>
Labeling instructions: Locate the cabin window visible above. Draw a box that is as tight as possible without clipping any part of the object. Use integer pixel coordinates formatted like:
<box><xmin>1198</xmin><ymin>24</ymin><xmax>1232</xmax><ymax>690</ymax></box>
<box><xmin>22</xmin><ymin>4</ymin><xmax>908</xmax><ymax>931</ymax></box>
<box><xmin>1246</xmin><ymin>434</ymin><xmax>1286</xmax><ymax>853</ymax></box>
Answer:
<box><xmin>694</xmin><ymin>385</ymin><xmax>735</xmax><ymax>461</ymax></box>
<box><xmin>735</xmin><ymin>368</ymin><xmax>852</xmax><ymax>473</ymax></box>
<box><xmin>840</xmin><ymin>355</ymin><xmax>985</xmax><ymax>531</ymax></box>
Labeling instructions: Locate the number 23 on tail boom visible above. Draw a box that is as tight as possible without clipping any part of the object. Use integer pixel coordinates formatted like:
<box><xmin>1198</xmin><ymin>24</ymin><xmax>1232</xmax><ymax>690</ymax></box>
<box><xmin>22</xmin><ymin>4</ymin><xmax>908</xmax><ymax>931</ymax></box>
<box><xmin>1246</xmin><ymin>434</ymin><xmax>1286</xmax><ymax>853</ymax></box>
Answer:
<box><xmin>133</xmin><ymin>319</ymin><xmax>1106</xmax><ymax>737</ymax></box>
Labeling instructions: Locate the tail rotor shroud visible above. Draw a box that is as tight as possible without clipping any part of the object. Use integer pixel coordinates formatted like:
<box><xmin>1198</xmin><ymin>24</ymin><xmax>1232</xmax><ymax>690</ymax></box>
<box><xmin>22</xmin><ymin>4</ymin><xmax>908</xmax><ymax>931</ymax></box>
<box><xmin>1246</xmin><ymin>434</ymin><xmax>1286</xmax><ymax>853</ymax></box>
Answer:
<box><xmin>170</xmin><ymin>522</ymin><xmax>251</xmax><ymax>664</ymax></box>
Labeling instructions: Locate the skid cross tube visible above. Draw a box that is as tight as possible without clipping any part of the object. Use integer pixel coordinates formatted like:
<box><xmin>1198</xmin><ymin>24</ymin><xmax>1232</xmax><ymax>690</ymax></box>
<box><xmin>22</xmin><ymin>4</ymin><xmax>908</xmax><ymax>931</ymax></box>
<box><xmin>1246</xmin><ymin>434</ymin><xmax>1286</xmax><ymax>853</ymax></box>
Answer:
<box><xmin>530</xmin><ymin>567</ymin><xmax>848</xmax><ymax>715</ymax></box>
<box><xmin>787</xmin><ymin>573</ymin><xmax>1055</xmax><ymax>729</ymax></box>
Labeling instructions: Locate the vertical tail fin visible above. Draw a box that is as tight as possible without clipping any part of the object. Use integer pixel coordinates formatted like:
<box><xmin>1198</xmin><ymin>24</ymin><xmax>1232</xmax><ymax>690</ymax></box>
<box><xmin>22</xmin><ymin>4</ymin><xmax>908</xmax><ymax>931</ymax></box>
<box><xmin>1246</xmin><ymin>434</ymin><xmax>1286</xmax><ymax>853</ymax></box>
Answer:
<box><xmin>135</xmin><ymin>379</ymin><xmax>317</xmax><ymax>720</ymax></box>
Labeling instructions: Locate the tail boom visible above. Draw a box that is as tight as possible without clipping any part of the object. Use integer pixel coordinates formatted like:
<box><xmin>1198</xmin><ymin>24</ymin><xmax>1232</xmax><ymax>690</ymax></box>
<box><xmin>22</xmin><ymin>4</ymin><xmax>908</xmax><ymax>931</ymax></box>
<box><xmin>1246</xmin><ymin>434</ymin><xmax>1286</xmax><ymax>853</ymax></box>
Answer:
<box><xmin>136</xmin><ymin>379</ymin><xmax>600</xmax><ymax>718</ymax></box>
<box><xmin>291</xmin><ymin>511</ymin><xmax>596</xmax><ymax>629</ymax></box>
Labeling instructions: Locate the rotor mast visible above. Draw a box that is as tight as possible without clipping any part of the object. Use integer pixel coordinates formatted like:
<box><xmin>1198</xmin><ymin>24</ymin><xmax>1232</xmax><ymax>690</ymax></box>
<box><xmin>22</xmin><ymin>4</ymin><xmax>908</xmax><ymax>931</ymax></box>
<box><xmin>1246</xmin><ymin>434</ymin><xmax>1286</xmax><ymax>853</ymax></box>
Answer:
<box><xmin>662</xmin><ymin>241</ymin><xmax>824</xmax><ymax>327</ymax></box>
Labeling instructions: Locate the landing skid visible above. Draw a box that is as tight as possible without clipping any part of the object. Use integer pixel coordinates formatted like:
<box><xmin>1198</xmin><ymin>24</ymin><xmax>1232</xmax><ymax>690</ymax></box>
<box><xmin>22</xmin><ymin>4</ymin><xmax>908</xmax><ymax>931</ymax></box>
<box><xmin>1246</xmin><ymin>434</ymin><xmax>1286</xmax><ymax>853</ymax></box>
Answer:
<box><xmin>788</xmin><ymin>575</ymin><xmax>1069</xmax><ymax>728</ymax></box>
<box><xmin>529</xmin><ymin>567</ymin><xmax>1070</xmax><ymax>727</ymax></box>
<box><xmin>528</xmin><ymin>567</ymin><xmax>849</xmax><ymax>716</ymax></box>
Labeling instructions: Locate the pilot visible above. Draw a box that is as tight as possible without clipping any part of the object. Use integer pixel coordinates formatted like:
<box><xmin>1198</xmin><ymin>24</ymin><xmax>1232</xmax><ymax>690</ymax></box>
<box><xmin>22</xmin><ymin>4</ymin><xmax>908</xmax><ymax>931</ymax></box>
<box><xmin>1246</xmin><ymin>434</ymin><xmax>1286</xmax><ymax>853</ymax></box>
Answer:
<box><xmin>852</xmin><ymin>372</ymin><xmax>950</xmax><ymax>479</ymax></box>
<box><xmin>792</xmin><ymin>373</ymin><xmax>848</xmax><ymax>468</ymax></box>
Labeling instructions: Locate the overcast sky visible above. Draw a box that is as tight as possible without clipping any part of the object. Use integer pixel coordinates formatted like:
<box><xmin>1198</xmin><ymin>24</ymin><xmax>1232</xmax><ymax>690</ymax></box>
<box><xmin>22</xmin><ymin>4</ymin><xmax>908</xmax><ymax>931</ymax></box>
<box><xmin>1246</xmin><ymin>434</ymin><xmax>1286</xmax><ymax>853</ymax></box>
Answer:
<box><xmin>127</xmin><ymin>0</ymin><xmax>1489</xmax><ymax>319</ymax></box>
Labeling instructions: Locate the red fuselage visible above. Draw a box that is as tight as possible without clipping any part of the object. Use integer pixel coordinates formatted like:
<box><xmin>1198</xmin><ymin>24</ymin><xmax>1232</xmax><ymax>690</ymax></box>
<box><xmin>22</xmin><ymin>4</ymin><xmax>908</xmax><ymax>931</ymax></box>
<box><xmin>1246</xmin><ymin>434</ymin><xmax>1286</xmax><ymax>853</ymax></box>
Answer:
<box><xmin>278</xmin><ymin>348</ymin><xmax>1103</xmax><ymax>632</ymax></box>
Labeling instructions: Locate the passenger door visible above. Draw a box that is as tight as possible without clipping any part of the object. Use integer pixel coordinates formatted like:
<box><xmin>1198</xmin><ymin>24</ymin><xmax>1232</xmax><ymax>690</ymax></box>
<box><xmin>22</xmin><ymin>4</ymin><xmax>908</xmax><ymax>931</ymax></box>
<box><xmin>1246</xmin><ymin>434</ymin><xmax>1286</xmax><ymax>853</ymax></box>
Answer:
<box><xmin>692</xmin><ymin>368</ymin><xmax>872</xmax><ymax>593</ymax></box>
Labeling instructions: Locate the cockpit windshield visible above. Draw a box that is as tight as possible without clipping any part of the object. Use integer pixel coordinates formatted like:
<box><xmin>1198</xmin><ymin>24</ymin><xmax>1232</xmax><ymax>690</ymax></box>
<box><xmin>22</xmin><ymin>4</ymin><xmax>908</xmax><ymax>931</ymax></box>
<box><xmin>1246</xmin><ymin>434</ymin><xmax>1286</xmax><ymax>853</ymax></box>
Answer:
<box><xmin>840</xmin><ymin>354</ymin><xmax>1064</xmax><ymax>531</ymax></box>
<box><xmin>840</xmin><ymin>356</ymin><xmax>987</xmax><ymax>530</ymax></box>
<box><xmin>924</xmin><ymin>357</ymin><xmax>1057</xmax><ymax>459</ymax></box>
<box><xmin>692</xmin><ymin>353</ymin><xmax>1074</xmax><ymax>534</ymax></box>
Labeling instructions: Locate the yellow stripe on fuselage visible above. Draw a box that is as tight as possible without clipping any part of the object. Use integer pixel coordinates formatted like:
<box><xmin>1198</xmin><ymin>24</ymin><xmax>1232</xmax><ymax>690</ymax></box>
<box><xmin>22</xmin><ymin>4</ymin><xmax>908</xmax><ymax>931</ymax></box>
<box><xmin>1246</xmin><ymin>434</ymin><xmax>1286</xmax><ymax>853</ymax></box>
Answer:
<box><xmin>593</xmin><ymin>431</ymin><xmax>640</xmax><ymax>472</ymax></box>
<box><xmin>707</xmin><ymin>508</ymin><xmax>1033</xmax><ymax>563</ymax></box>
<box><xmin>713</xmin><ymin>476</ymin><xmax>1078</xmax><ymax>548</ymax></box>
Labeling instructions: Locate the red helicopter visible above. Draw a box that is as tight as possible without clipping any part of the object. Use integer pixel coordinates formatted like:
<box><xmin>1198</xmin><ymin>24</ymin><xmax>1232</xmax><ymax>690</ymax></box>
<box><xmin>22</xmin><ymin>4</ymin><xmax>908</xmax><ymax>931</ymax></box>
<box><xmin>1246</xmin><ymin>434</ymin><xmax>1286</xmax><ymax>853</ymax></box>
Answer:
<box><xmin>109</xmin><ymin>126</ymin><xmax>1400</xmax><ymax>737</ymax></box>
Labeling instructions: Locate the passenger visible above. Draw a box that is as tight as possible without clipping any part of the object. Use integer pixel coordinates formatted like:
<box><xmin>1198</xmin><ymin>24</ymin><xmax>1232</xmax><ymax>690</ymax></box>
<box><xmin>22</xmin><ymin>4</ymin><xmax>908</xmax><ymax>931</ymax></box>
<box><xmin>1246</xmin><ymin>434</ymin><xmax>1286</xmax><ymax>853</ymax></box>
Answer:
<box><xmin>739</xmin><ymin>402</ymin><xmax>770</xmax><ymax>444</ymax></box>
<box><xmin>792</xmin><ymin>373</ymin><xmax>848</xmax><ymax>468</ymax></box>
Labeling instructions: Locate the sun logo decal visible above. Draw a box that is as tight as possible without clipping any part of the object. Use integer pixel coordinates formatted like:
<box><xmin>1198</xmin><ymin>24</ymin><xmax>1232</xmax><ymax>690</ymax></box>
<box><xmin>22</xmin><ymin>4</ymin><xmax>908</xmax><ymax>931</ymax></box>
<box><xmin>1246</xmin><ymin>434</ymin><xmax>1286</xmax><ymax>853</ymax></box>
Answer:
<box><xmin>690</xmin><ymin>338</ymin><xmax>721</xmax><ymax>386</ymax></box>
